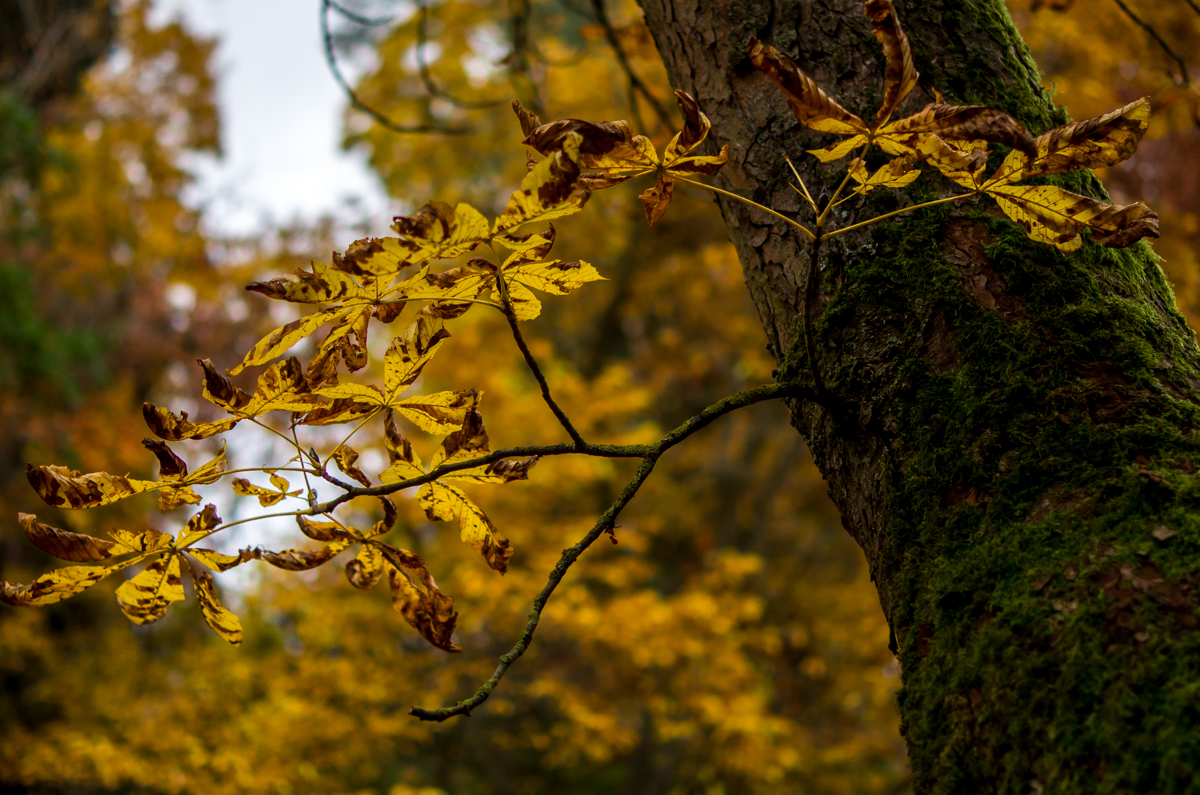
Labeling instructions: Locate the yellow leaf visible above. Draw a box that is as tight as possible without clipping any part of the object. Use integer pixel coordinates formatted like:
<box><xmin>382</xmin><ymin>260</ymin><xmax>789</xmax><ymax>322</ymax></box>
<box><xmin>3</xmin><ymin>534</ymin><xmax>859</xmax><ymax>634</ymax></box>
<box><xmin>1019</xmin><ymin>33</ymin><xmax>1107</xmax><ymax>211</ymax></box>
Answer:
<box><xmin>418</xmin><ymin>481</ymin><xmax>513</xmax><ymax>573</ymax></box>
<box><xmin>156</xmin><ymin>484</ymin><xmax>202</xmax><ymax>511</ymax></box>
<box><xmin>387</xmin><ymin>202</ymin><xmax>491</xmax><ymax>266</ymax></box>
<box><xmin>393</xmin><ymin>390</ymin><xmax>480</xmax><ymax>435</ymax></box>
<box><xmin>990</xmin><ymin>97</ymin><xmax>1151</xmax><ymax>185</ymax></box>
<box><xmin>385</xmin><ymin>314</ymin><xmax>449</xmax><ymax>397</ymax></box>
<box><xmin>987</xmin><ymin>184</ymin><xmax>1160</xmax><ymax>251</ymax></box>
<box><xmin>494</xmin><ymin>131</ymin><xmax>588</xmax><ymax>234</ymax></box>
<box><xmin>345</xmin><ymin>544</ymin><xmax>384</xmax><ymax>589</ymax></box>
<box><xmin>188</xmin><ymin>562</ymin><xmax>243</xmax><ymax>645</ymax></box>
<box><xmin>26</xmin><ymin>464</ymin><xmax>155</xmax><ymax>510</ymax></box>
<box><xmin>380</xmin><ymin>410</ymin><xmax>427</xmax><ymax>482</ymax></box>
<box><xmin>495</xmin><ymin>225</ymin><xmax>557</xmax><ymax>261</ymax></box>
<box><xmin>19</xmin><ymin>513</ymin><xmax>119</xmax><ymax>561</ymax></box>
<box><xmin>386</xmin><ymin>562</ymin><xmax>462</xmax><ymax>652</ymax></box>
<box><xmin>909</xmin><ymin>134</ymin><xmax>988</xmax><ymax>188</ymax></box>
<box><xmin>298</xmin><ymin>396</ymin><xmax>377</xmax><ymax>427</ymax></box>
<box><xmin>808</xmin><ymin>135</ymin><xmax>867</xmax><ymax>163</ymax></box>
<box><xmin>501</xmin><ymin>261</ymin><xmax>604</xmax><ymax>299</ymax></box>
<box><xmin>748</xmin><ymin>38</ymin><xmax>867</xmax><ymax>136</ymax></box>
<box><xmin>879</xmin><ymin>104</ymin><xmax>1035</xmax><ymax>158</ymax></box>
<box><xmin>227</xmin><ymin>307</ymin><xmax>350</xmax><ymax>376</ymax></box>
<box><xmin>187</xmin><ymin>547</ymin><xmax>254</xmax><ymax>572</ymax></box>
<box><xmin>314</xmin><ymin>382</ymin><xmax>386</xmax><ymax>405</ymax></box>
<box><xmin>176</xmin><ymin>504</ymin><xmax>223</xmax><ymax>547</ymax></box>
<box><xmin>0</xmin><ymin>559</ymin><xmax>138</xmax><ymax>607</ymax></box>
<box><xmin>115</xmin><ymin>554</ymin><xmax>186</xmax><ymax>625</ymax></box>
<box><xmin>141</xmin><ymin>403</ymin><xmax>239</xmax><ymax>441</ymax></box>
<box><xmin>185</xmin><ymin>442</ymin><xmax>228</xmax><ymax>486</ymax></box>
<box><xmin>232</xmin><ymin>478</ymin><xmax>288</xmax><ymax>507</ymax></box>
<box><xmin>518</xmin><ymin>105</ymin><xmax>658</xmax><ymax>187</ymax></box>
<box><xmin>239</xmin><ymin>357</ymin><xmax>326</xmax><ymax>416</ymax></box>
<box><xmin>109</xmin><ymin>528</ymin><xmax>173</xmax><ymax>554</ymax></box>
<box><xmin>848</xmin><ymin>156</ymin><xmax>921</xmax><ymax>194</ymax></box>
<box><xmin>245</xmin><ymin>259</ymin><xmax>364</xmax><ymax>303</ymax></box>
<box><xmin>863</xmin><ymin>0</ymin><xmax>919</xmax><ymax>128</ymax></box>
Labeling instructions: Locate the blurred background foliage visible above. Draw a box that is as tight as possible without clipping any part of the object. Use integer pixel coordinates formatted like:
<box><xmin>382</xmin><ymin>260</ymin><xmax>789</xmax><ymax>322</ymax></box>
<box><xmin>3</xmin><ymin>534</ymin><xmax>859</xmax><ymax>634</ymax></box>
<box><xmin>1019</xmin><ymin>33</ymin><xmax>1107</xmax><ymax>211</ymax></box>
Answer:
<box><xmin>0</xmin><ymin>0</ymin><xmax>1196</xmax><ymax>793</ymax></box>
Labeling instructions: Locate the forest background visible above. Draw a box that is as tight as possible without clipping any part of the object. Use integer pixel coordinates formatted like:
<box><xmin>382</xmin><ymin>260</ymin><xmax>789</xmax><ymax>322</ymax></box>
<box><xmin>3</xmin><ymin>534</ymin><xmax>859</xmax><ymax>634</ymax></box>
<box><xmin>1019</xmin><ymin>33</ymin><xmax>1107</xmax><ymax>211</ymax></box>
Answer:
<box><xmin>0</xmin><ymin>0</ymin><xmax>1196</xmax><ymax>793</ymax></box>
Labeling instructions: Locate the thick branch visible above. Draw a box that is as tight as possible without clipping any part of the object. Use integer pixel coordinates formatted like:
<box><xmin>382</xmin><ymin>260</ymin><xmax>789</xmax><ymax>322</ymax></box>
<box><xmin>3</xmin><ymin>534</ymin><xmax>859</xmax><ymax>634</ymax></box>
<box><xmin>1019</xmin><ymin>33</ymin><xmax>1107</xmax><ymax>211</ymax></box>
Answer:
<box><xmin>406</xmin><ymin>380</ymin><xmax>813</xmax><ymax>721</ymax></box>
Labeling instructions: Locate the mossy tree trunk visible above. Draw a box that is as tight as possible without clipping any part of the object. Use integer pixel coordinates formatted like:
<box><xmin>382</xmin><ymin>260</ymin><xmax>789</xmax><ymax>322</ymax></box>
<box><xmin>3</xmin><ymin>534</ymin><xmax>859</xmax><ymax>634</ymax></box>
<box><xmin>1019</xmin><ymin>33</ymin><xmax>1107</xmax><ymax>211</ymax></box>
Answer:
<box><xmin>637</xmin><ymin>0</ymin><xmax>1200</xmax><ymax>791</ymax></box>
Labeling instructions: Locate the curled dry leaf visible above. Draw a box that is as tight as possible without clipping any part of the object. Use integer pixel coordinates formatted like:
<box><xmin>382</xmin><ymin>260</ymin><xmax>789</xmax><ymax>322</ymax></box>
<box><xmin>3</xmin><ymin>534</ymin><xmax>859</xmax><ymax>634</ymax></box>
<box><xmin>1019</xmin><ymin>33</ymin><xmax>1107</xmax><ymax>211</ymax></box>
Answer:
<box><xmin>142</xmin><ymin>403</ymin><xmax>238</xmax><ymax>441</ymax></box>
<box><xmin>863</xmin><ymin>0</ymin><xmax>919</xmax><ymax>128</ymax></box>
<box><xmin>748</xmin><ymin>38</ymin><xmax>867</xmax><ymax>137</ymax></box>
<box><xmin>494</xmin><ymin>131</ymin><xmax>589</xmax><ymax>234</ymax></box>
<box><xmin>188</xmin><ymin>562</ymin><xmax>243</xmax><ymax>645</ymax></box>
<box><xmin>333</xmin><ymin>445</ymin><xmax>371</xmax><ymax>487</ymax></box>
<box><xmin>884</xmin><ymin>104</ymin><xmax>1037</xmax><ymax>158</ymax></box>
<box><xmin>345</xmin><ymin>544</ymin><xmax>384</xmax><ymax>589</ymax></box>
<box><xmin>387</xmin><ymin>561</ymin><xmax>461</xmax><ymax>652</ymax></box>
<box><xmin>1</xmin><ymin>558</ymin><xmax>139</xmax><ymax>607</ymax></box>
<box><xmin>259</xmin><ymin>542</ymin><xmax>351</xmax><ymax>571</ymax></box>
<box><xmin>19</xmin><ymin>513</ymin><xmax>120</xmax><ymax>561</ymax></box>
<box><xmin>27</xmin><ymin>464</ymin><xmax>155</xmax><ymax>510</ymax></box>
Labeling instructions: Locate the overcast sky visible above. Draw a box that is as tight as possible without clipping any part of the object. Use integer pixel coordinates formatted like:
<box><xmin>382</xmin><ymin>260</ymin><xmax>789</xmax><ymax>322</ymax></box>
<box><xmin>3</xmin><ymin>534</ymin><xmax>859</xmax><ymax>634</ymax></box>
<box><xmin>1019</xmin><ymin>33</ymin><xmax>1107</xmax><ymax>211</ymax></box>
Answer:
<box><xmin>151</xmin><ymin>0</ymin><xmax>395</xmax><ymax>237</ymax></box>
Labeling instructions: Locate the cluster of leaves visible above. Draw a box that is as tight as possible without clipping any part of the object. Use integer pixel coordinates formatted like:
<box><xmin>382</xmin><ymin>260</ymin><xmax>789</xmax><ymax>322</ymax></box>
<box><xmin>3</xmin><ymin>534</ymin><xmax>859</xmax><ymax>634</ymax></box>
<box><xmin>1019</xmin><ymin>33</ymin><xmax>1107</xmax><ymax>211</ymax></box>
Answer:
<box><xmin>2</xmin><ymin>88</ymin><xmax>730</xmax><ymax>656</ymax></box>
<box><xmin>748</xmin><ymin>0</ymin><xmax>1159</xmax><ymax>252</ymax></box>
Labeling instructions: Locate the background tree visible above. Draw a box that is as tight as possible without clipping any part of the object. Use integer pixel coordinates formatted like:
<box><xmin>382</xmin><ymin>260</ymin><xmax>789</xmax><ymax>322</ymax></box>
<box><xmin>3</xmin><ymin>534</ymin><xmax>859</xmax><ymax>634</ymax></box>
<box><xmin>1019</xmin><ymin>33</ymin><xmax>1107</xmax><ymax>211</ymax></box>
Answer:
<box><xmin>1</xmin><ymin>1</ymin><xmax>1197</xmax><ymax>794</ymax></box>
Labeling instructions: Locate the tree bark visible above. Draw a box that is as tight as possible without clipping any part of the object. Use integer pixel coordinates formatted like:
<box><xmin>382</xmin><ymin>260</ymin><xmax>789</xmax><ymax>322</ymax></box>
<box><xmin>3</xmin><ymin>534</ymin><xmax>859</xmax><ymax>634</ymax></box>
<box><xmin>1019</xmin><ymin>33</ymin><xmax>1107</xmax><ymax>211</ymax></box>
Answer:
<box><xmin>637</xmin><ymin>0</ymin><xmax>1200</xmax><ymax>791</ymax></box>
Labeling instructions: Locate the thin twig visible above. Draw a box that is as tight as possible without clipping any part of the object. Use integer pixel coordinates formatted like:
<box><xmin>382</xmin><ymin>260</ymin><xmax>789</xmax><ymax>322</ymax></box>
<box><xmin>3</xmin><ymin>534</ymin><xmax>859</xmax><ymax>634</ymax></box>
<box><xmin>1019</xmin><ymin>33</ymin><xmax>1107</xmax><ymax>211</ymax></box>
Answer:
<box><xmin>588</xmin><ymin>0</ymin><xmax>673</xmax><ymax>131</ymax></box>
<box><xmin>320</xmin><ymin>0</ymin><xmax>470</xmax><ymax>135</ymax></box>
<box><xmin>1183</xmin><ymin>0</ymin><xmax>1200</xmax><ymax>22</ymax></box>
<box><xmin>497</xmin><ymin>276</ymin><xmax>587</xmax><ymax>448</ymax></box>
<box><xmin>408</xmin><ymin>380</ymin><xmax>812</xmax><ymax>721</ymax></box>
<box><xmin>326</xmin><ymin>0</ymin><xmax>392</xmax><ymax>26</ymax></box>
<box><xmin>415</xmin><ymin>0</ymin><xmax>507</xmax><ymax>109</ymax></box>
<box><xmin>507</xmin><ymin>0</ymin><xmax>545</xmax><ymax>116</ymax></box>
<box><xmin>1110</xmin><ymin>0</ymin><xmax>1190</xmax><ymax>85</ymax></box>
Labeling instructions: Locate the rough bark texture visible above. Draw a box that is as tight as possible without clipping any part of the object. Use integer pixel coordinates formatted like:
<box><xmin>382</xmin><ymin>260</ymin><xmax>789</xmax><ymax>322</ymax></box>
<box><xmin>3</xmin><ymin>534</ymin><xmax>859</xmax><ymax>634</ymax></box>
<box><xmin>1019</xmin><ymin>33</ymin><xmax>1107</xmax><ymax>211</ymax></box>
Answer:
<box><xmin>637</xmin><ymin>0</ymin><xmax>1200</xmax><ymax>791</ymax></box>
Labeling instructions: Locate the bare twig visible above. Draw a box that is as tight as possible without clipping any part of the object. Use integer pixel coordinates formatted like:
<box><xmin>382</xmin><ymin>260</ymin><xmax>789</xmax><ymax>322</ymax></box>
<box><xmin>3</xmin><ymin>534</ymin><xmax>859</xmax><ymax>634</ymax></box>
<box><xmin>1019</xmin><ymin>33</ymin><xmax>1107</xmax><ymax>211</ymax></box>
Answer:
<box><xmin>320</xmin><ymin>0</ymin><xmax>471</xmax><ymax>135</ymax></box>
<box><xmin>1110</xmin><ymin>0</ymin><xmax>1191</xmax><ymax>85</ymax></box>
<box><xmin>407</xmin><ymin>380</ymin><xmax>814</xmax><ymax>721</ymax></box>
<box><xmin>497</xmin><ymin>275</ymin><xmax>587</xmax><ymax>448</ymax></box>
<box><xmin>507</xmin><ymin>0</ymin><xmax>545</xmax><ymax>116</ymax></box>
<box><xmin>588</xmin><ymin>0</ymin><xmax>673</xmax><ymax>131</ymax></box>
<box><xmin>326</xmin><ymin>0</ymin><xmax>393</xmax><ymax>26</ymax></box>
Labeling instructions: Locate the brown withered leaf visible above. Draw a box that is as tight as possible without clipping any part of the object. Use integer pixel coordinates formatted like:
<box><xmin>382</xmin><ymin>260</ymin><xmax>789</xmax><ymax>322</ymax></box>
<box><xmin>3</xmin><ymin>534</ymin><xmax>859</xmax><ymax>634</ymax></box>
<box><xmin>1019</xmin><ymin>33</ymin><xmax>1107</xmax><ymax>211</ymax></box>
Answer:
<box><xmin>298</xmin><ymin>395</ymin><xmax>378</xmax><ymax>427</ymax></box>
<box><xmin>863</xmin><ymin>0</ymin><xmax>919</xmax><ymax>128</ymax></box>
<box><xmin>142</xmin><ymin>403</ymin><xmax>238</xmax><ymax>441</ymax></box>
<box><xmin>187</xmin><ymin>562</ymin><xmax>243</xmax><ymax>645</ymax></box>
<box><xmin>1</xmin><ymin>558</ymin><xmax>139</xmax><ymax>607</ymax></box>
<box><xmin>187</xmin><ymin>547</ymin><xmax>256</xmax><ymax>572</ymax></box>
<box><xmin>386</xmin><ymin>202</ymin><xmax>491</xmax><ymax>268</ymax></box>
<box><xmin>986</xmin><ymin>184</ymin><xmax>1160</xmax><ymax>251</ymax></box>
<box><xmin>207</xmin><ymin>357</ymin><xmax>324</xmax><ymax>418</ymax></box>
<box><xmin>518</xmin><ymin>106</ymin><xmax>658</xmax><ymax>188</ymax></box>
<box><xmin>639</xmin><ymin>173</ymin><xmax>674</xmax><ymax>229</ymax></box>
<box><xmin>386</xmin><ymin>561</ymin><xmax>461</xmax><ymax>652</ymax></box>
<box><xmin>748</xmin><ymin>38</ymin><xmax>868</xmax><ymax>137</ymax></box>
<box><xmin>333</xmin><ymin>445</ymin><xmax>371</xmax><ymax>487</ymax></box>
<box><xmin>141</xmin><ymin>439</ymin><xmax>189</xmax><ymax>481</ymax></box>
<box><xmin>27</xmin><ymin>464</ymin><xmax>156</xmax><ymax>510</ymax></box>
<box><xmin>345</xmin><ymin>544</ymin><xmax>384</xmax><ymax>589</ymax></box>
<box><xmin>511</xmin><ymin>98</ymin><xmax>542</xmax><ymax>138</ymax></box>
<box><xmin>990</xmin><ymin>97</ymin><xmax>1150</xmax><ymax>185</ymax></box>
<box><xmin>19</xmin><ymin>513</ymin><xmax>120</xmax><ymax>561</ymax></box>
<box><xmin>259</xmin><ymin>541</ymin><xmax>352</xmax><ymax>571</ymax></box>
<box><xmin>176</xmin><ymin>503</ymin><xmax>223</xmax><ymax>548</ymax></box>
<box><xmin>115</xmin><ymin>554</ymin><xmax>186</xmax><ymax>625</ymax></box>
<box><xmin>297</xmin><ymin>515</ymin><xmax>355</xmax><ymax>543</ymax></box>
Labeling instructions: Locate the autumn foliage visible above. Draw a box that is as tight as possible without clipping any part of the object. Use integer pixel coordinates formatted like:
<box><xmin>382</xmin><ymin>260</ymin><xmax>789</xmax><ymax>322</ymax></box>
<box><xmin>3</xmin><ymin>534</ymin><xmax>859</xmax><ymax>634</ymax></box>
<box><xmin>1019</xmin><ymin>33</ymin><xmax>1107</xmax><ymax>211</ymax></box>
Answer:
<box><xmin>0</xmin><ymin>0</ymin><xmax>1192</xmax><ymax>791</ymax></box>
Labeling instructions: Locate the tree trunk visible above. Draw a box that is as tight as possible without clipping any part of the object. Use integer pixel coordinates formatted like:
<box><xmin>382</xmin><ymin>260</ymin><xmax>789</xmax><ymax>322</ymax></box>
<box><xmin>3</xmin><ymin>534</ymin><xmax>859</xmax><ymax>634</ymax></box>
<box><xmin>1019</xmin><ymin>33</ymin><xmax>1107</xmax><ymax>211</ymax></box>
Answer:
<box><xmin>637</xmin><ymin>0</ymin><xmax>1200</xmax><ymax>791</ymax></box>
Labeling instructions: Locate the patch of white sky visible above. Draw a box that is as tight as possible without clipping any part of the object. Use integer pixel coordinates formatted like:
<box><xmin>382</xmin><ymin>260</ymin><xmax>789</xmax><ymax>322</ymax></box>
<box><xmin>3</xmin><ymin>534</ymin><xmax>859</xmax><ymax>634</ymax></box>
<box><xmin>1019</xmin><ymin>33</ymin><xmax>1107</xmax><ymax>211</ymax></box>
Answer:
<box><xmin>148</xmin><ymin>0</ymin><xmax>407</xmax><ymax>239</ymax></box>
<box><xmin>140</xmin><ymin>0</ymin><xmax>423</xmax><ymax>591</ymax></box>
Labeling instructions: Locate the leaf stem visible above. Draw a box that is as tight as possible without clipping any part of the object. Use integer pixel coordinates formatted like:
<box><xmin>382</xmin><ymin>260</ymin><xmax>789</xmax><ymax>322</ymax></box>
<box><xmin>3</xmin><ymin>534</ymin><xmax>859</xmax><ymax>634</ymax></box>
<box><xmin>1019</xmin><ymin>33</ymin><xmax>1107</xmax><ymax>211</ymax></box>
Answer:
<box><xmin>673</xmin><ymin>176</ymin><xmax>816</xmax><ymax>241</ymax></box>
<box><xmin>821</xmin><ymin>193</ymin><xmax>971</xmax><ymax>240</ymax></box>
<box><xmin>785</xmin><ymin>156</ymin><xmax>818</xmax><ymax>212</ymax></box>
